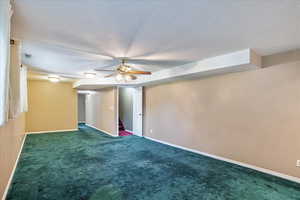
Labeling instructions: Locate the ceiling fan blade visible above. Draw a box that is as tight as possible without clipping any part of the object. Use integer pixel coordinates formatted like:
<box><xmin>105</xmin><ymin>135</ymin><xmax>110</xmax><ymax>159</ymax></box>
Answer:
<box><xmin>94</xmin><ymin>69</ymin><xmax>115</xmax><ymax>72</ymax></box>
<box><xmin>129</xmin><ymin>75</ymin><xmax>137</xmax><ymax>80</ymax></box>
<box><xmin>105</xmin><ymin>72</ymin><xmax>118</xmax><ymax>78</ymax></box>
<box><xmin>94</xmin><ymin>60</ymin><xmax>121</xmax><ymax>71</ymax></box>
<box><xmin>126</xmin><ymin>70</ymin><xmax>152</xmax><ymax>75</ymax></box>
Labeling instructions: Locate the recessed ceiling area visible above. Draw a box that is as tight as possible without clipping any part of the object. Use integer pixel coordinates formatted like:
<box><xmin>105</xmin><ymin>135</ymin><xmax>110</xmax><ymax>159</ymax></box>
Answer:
<box><xmin>12</xmin><ymin>0</ymin><xmax>300</xmax><ymax>78</ymax></box>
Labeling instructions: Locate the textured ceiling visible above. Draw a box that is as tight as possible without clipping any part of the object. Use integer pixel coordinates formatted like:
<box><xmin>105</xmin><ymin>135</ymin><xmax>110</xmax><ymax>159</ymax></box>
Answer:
<box><xmin>12</xmin><ymin>0</ymin><xmax>300</xmax><ymax>77</ymax></box>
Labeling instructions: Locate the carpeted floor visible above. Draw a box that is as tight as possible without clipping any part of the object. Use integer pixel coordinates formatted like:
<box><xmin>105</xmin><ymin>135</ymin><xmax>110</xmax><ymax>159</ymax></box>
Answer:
<box><xmin>7</xmin><ymin>125</ymin><xmax>300</xmax><ymax>200</ymax></box>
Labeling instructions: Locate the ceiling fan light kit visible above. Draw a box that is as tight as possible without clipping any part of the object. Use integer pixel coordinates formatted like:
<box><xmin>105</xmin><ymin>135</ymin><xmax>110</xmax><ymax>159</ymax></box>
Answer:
<box><xmin>115</xmin><ymin>74</ymin><xmax>124</xmax><ymax>82</ymax></box>
<box><xmin>115</xmin><ymin>74</ymin><xmax>137</xmax><ymax>82</ymax></box>
<box><xmin>119</xmin><ymin>65</ymin><xmax>131</xmax><ymax>72</ymax></box>
<box><xmin>95</xmin><ymin>59</ymin><xmax>152</xmax><ymax>82</ymax></box>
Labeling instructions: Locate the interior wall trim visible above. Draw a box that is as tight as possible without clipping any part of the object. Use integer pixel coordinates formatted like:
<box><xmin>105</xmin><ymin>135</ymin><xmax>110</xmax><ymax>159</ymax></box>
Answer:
<box><xmin>74</xmin><ymin>49</ymin><xmax>262</xmax><ymax>89</ymax></box>
<box><xmin>2</xmin><ymin>134</ymin><xmax>27</xmax><ymax>200</ymax></box>
<box><xmin>144</xmin><ymin>136</ymin><xmax>300</xmax><ymax>184</ymax></box>
<box><xmin>85</xmin><ymin>123</ymin><xmax>118</xmax><ymax>137</ymax></box>
<box><xmin>26</xmin><ymin>129</ymin><xmax>78</xmax><ymax>134</ymax></box>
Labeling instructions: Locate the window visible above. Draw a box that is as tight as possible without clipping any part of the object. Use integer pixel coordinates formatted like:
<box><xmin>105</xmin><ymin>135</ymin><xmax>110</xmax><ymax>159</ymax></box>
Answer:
<box><xmin>20</xmin><ymin>66</ymin><xmax>28</xmax><ymax>113</ymax></box>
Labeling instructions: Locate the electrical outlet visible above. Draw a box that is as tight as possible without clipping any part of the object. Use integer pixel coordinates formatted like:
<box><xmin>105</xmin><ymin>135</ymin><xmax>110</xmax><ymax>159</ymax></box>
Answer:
<box><xmin>150</xmin><ymin>129</ymin><xmax>153</xmax><ymax>133</ymax></box>
<box><xmin>296</xmin><ymin>160</ymin><xmax>300</xmax><ymax>167</ymax></box>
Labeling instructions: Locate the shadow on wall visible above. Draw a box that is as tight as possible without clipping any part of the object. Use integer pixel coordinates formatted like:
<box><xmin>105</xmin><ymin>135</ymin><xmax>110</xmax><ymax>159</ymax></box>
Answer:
<box><xmin>262</xmin><ymin>49</ymin><xmax>300</xmax><ymax>68</ymax></box>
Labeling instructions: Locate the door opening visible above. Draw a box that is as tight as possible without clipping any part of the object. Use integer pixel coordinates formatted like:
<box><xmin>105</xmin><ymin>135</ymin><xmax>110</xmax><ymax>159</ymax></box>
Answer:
<box><xmin>118</xmin><ymin>87</ymin><xmax>134</xmax><ymax>136</ymax></box>
<box><xmin>78</xmin><ymin>93</ymin><xmax>86</xmax><ymax>126</ymax></box>
<box><xmin>118</xmin><ymin>86</ymin><xmax>143</xmax><ymax>136</ymax></box>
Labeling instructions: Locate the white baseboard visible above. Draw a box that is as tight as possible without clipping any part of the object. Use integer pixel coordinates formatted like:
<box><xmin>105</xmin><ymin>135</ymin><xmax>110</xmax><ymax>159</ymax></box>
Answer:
<box><xmin>26</xmin><ymin>129</ymin><xmax>78</xmax><ymax>135</ymax></box>
<box><xmin>2</xmin><ymin>134</ymin><xmax>27</xmax><ymax>200</ymax></box>
<box><xmin>144</xmin><ymin>136</ymin><xmax>300</xmax><ymax>184</ymax></box>
<box><xmin>85</xmin><ymin>124</ymin><xmax>118</xmax><ymax>137</ymax></box>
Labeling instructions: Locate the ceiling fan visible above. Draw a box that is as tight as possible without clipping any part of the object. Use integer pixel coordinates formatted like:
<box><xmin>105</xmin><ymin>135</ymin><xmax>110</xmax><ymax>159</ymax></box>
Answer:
<box><xmin>94</xmin><ymin>58</ymin><xmax>152</xmax><ymax>81</ymax></box>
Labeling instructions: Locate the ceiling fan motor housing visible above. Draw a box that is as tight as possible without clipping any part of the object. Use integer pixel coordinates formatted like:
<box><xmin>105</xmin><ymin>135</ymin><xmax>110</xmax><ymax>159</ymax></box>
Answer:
<box><xmin>118</xmin><ymin>64</ymin><xmax>131</xmax><ymax>73</ymax></box>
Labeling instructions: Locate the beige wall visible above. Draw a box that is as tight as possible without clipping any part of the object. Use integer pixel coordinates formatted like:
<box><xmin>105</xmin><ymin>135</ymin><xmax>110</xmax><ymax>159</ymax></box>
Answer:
<box><xmin>86</xmin><ymin>88</ymin><xmax>118</xmax><ymax>136</ymax></box>
<box><xmin>144</xmin><ymin>60</ymin><xmax>300</xmax><ymax>178</ymax></box>
<box><xmin>0</xmin><ymin>113</ymin><xmax>25</xmax><ymax>199</ymax></box>
<box><xmin>262</xmin><ymin>49</ymin><xmax>300</xmax><ymax>68</ymax></box>
<box><xmin>26</xmin><ymin>80</ymin><xmax>78</xmax><ymax>133</ymax></box>
<box><xmin>0</xmin><ymin>39</ymin><xmax>26</xmax><ymax>199</ymax></box>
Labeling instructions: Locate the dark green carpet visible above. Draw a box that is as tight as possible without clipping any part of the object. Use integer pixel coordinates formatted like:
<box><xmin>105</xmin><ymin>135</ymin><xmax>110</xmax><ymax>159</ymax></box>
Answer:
<box><xmin>7</xmin><ymin>125</ymin><xmax>300</xmax><ymax>200</ymax></box>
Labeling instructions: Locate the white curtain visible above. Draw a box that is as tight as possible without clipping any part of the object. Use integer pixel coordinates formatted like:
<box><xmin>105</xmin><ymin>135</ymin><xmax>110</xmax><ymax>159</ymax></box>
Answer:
<box><xmin>0</xmin><ymin>0</ymin><xmax>12</xmax><ymax>126</ymax></box>
<box><xmin>20</xmin><ymin>65</ymin><xmax>28</xmax><ymax>112</ymax></box>
<box><xmin>9</xmin><ymin>41</ymin><xmax>21</xmax><ymax>119</ymax></box>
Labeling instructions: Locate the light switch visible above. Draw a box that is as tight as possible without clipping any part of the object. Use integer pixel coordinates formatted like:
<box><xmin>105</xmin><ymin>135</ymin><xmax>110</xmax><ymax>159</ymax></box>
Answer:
<box><xmin>296</xmin><ymin>160</ymin><xmax>300</xmax><ymax>167</ymax></box>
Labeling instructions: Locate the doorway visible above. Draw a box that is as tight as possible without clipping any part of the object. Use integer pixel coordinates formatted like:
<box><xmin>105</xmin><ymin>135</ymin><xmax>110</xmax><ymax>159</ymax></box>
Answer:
<box><xmin>78</xmin><ymin>93</ymin><xmax>86</xmax><ymax>125</ymax></box>
<box><xmin>118</xmin><ymin>86</ymin><xmax>143</xmax><ymax>137</ymax></box>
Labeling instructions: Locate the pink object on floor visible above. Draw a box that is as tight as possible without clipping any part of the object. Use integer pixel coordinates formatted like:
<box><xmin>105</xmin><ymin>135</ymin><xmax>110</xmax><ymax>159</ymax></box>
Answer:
<box><xmin>119</xmin><ymin>130</ymin><xmax>133</xmax><ymax>136</ymax></box>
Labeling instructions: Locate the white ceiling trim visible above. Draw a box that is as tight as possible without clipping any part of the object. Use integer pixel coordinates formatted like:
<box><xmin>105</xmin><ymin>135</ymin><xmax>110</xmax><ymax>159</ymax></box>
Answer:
<box><xmin>73</xmin><ymin>49</ymin><xmax>261</xmax><ymax>89</ymax></box>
